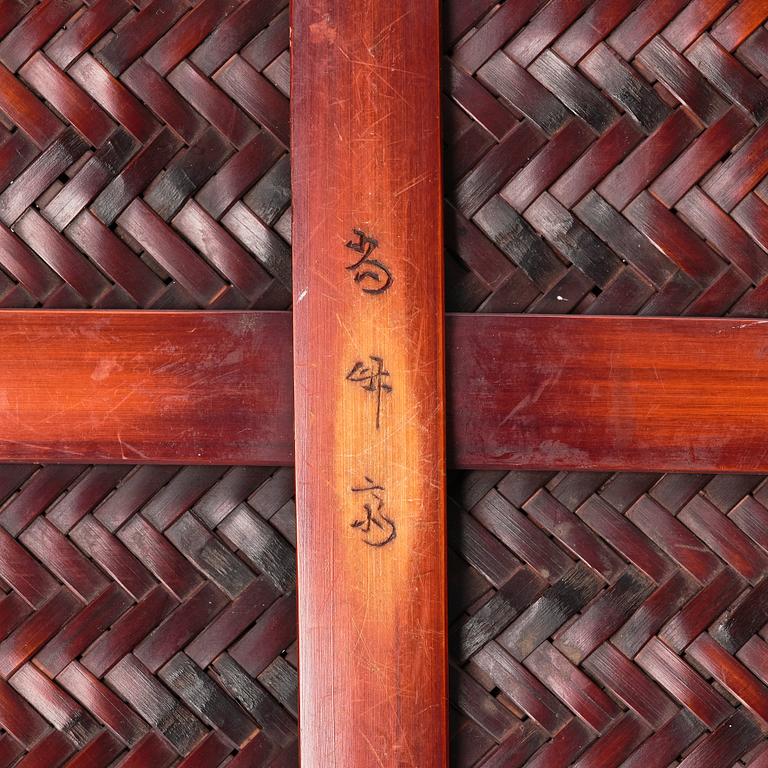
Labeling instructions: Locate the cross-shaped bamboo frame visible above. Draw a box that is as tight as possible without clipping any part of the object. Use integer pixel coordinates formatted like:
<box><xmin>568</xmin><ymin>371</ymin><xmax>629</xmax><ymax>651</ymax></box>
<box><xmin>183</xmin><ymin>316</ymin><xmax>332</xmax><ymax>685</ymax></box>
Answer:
<box><xmin>2</xmin><ymin>2</ymin><xmax>768</xmax><ymax>766</ymax></box>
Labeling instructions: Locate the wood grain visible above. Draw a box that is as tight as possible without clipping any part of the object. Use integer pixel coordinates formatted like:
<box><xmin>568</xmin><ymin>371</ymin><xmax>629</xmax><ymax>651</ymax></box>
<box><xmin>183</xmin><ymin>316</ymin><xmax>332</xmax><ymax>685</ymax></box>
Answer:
<box><xmin>0</xmin><ymin>310</ymin><xmax>293</xmax><ymax>465</ymax></box>
<box><xmin>4</xmin><ymin>311</ymin><xmax>768</xmax><ymax>475</ymax></box>
<box><xmin>447</xmin><ymin>314</ymin><xmax>768</xmax><ymax>473</ymax></box>
<box><xmin>290</xmin><ymin>0</ymin><xmax>448</xmax><ymax>766</ymax></box>
<box><xmin>4</xmin><ymin>312</ymin><xmax>768</xmax><ymax>476</ymax></box>
<box><xmin>2</xmin><ymin>1</ymin><xmax>768</xmax><ymax>765</ymax></box>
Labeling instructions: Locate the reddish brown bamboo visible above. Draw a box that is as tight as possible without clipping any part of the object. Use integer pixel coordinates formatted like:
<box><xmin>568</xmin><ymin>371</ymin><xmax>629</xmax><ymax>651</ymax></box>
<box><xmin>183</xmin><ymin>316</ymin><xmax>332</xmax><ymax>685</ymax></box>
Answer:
<box><xmin>290</xmin><ymin>0</ymin><xmax>448</xmax><ymax>765</ymax></box>
<box><xmin>4</xmin><ymin>313</ymin><xmax>768</xmax><ymax>475</ymax></box>
<box><xmin>5</xmin><ymin>1</ymin><xmax>768</xmax><ymax>767</ymax></box>
<box><xmin>447</xmin><ymin>314</ymin><xmax>768</xmax><ymax>473</ymax></box>
<box><xmin>0</xmin><ymin>310</ymin><xmax>293</xmax><ymax>465</ymax></box>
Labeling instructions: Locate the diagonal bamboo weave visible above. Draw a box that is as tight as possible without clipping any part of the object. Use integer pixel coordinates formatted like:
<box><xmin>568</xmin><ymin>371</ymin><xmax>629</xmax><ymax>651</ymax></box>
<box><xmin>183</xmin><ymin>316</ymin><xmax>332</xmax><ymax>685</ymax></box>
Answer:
<box><xmin>2</xmin><ymin>0</ymin><xmax>768</xmax><ymax>765</ymax></box>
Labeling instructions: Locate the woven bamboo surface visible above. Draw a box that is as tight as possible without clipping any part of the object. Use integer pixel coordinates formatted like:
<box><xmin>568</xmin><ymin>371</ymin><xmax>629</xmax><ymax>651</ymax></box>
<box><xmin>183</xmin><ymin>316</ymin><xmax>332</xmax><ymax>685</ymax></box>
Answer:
<box><xmin>2</xmin><ymin>0</ymin><xmax>768</xmax><ymax>765</ymax></box>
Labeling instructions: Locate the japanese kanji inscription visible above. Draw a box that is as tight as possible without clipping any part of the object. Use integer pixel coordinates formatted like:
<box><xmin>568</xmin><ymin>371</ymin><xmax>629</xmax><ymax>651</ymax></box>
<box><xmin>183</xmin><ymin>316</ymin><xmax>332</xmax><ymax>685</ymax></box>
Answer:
<box><xmin>291</xmin><ymin>0</ymin><xmax>448</xmax><ymax>761</ymax></box>
<box><xmin>345</xmin><ymin>229</ymin><xmax>393</xmax><ymax>295</ymax></box>
<box><xmin>350</xmin><ymin>476</ymin><xmax>396</xmax><ymax>547</ymax></box>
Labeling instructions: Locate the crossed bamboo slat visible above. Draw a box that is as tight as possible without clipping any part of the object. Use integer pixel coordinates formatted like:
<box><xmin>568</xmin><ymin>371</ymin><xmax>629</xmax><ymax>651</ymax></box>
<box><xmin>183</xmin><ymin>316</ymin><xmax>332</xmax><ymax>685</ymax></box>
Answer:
<box><xmin>2</xmin><ymin>0</ymin><xmax>768</xmax><ymax>766</ymax></box>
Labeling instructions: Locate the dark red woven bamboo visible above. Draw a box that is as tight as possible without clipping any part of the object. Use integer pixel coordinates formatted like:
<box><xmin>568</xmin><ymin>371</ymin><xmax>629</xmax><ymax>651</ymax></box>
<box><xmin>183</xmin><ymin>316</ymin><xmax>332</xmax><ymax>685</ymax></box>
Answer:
<box><xmin>2</xmin><ymin>0</ymin><xmax>768</xmax><ymax>766</ymax></box>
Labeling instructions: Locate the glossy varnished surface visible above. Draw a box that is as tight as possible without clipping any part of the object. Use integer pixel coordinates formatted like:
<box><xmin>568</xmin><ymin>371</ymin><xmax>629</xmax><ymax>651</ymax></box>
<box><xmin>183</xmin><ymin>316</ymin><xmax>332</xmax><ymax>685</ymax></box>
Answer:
<box><xmin>290</xmin><ymin>0</ymin><xmax>448</xmax><ymax>765</ymax></box>
<box><xmin>0</xmin><ymin>1</ymin><xmax>767</xmax><ymax>765</ymax></box>
<box><xmin>4</xmin><ymin>312</ymin><xmax>768</xmax><ymax>476</ymax></box>
<box><xmin>449</xmin><ymin>315</ymin><xmax>768</xmax><ymax>473</ymax></box>
<box><xmin>0</xmin><ymin>311</ymin><xmax>293</xmax><ymax>465</ymax></box>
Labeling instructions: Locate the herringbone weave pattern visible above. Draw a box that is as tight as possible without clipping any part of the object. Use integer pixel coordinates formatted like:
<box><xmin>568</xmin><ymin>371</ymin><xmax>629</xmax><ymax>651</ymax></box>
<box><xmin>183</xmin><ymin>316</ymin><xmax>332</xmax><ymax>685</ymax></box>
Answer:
<box><xmin>2</xmin><ymin>0</ymin><xmax>768</xmax><ymax>765</ymax></box>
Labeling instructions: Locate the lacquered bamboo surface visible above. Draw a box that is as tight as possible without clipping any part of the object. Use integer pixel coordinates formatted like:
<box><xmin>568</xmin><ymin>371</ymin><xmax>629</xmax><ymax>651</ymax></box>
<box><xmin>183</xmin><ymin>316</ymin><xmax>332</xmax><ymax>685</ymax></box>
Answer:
<box><xmin>0</xmin><ymin>0</ymin><xmax>767</xmax><ymax>765</ymax></box>
<box><xmin>290</xmin><ymin>0</ymin><xmax>449</xmax><ymax>765</ymax></box>
<box><xmin>3</xmin><ymin>313</ymin><xmax>768</xmax><ymax>474</ymax></box>
<box><xmin>0</xmin><ymin>311</ymin><xmax>293</xmax><ymax>465</ymax></box>
<box><xmin>447</xmin><ymin>315</ymin><xmax>768</xmax><ymax>473</ymax></box>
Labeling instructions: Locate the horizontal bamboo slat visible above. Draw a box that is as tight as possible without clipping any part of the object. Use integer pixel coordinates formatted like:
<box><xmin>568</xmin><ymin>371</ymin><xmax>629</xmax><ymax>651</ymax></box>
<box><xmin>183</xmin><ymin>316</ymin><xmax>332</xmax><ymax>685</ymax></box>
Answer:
<box><xmin>3</xmin><ymin>312</ymin><xmax>768</xmax><ymax>473</ymax></box>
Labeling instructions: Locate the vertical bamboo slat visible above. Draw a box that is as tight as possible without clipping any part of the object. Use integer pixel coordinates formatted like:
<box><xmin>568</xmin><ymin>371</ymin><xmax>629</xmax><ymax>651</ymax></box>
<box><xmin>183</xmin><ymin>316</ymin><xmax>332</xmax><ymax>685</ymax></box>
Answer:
<box><xmin>290</xmin><ymin>1</ymin><xmax>448</xmax><ymax>765</ymax></box>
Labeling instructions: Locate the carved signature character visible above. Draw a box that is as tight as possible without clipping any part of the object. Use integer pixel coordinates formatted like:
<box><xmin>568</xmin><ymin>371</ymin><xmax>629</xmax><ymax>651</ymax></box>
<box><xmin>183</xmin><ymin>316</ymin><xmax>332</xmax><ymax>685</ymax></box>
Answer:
<box><xmin>350</xmin><ymin>477</ymin><xmax>396</xmax><ymax>547</ymax></box>
<box><xmin>346</xmin><ymin>355</ymin><xmax>392</xmax><ymax>430</ymax></box>
<box><xmin>345</xmin><ymin>229</ymin><xmax>393</xmax><ymax>295</ymax></box>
